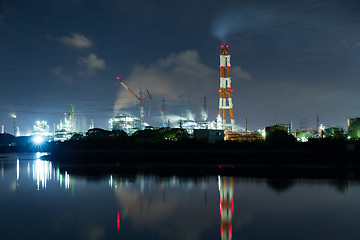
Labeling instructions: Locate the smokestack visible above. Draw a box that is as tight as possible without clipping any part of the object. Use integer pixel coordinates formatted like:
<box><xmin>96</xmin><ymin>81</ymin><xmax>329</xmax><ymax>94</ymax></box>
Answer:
<box><xmin>218</xmin><ymin>44</ymin><xmax>236</xmax><ymax>132</ymax></box>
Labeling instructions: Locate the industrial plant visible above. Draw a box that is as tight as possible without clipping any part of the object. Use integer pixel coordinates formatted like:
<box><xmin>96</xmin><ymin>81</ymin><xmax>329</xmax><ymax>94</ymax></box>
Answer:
<box><xmin>1</xmin><ymin>45</ymin><xmax>360</xmax><ymax>145</ymax></box>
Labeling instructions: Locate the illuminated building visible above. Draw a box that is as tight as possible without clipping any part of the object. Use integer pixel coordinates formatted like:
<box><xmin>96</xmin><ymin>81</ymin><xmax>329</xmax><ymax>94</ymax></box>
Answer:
<box><xmin>32</xmin><ymin>121</ymin><xmax>50</xmax><ymax>136</ymax></box>
<box><xmin>109</xmin><ymin>114</ymin><xmax>141</xmax><ymax>135</ymax></box>
<box><xmin>224</xmin><ymin>131</ymin><xmax>263</xmax><ymax>141</ymax></box>
<box><xmin>218</xmin><ymin>45</ymin><xmax>236</xmax><ymax>132</ymax></box>
<box><xmin>295</xmin><ymin>130</ymin><xmax>316</xmax><ymax>142</ymax></box>
<box><xmin>56</xmin><ymin>105</ymin><xmax>76</xmax><ymax>133</ymax></box>
<box><xmin>54</xmin><ymin>105</ymin><xmax>76</xmax><ymax>141</ymax></box>
<box><xmin>219</xmin><ymin>176</ymin><xmax>234</xmax><ymax>240</ymax></box>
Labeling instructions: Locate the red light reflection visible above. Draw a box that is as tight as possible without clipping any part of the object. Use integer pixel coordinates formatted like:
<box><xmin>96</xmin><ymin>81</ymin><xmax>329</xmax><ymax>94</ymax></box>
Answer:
<box><xmin>117</xmin><ymin>212</ymin><xmax>120</xmax><ymax>231</ymax></box>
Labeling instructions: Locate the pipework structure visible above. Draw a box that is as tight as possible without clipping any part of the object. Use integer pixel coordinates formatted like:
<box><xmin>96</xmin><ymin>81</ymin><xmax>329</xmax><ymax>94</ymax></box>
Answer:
<box><xmin>218</xmin><ymin>45</ymin><xmax>236</xmax><ymax>132</ymax></box>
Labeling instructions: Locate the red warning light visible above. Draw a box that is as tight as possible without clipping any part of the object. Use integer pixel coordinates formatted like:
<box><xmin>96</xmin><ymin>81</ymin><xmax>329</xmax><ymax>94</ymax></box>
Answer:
<box><xmin>116</xmin><ymin>77</ymin><xmax>120</xmax><ymax>80</ymax></box>
<box><xmin>221</xmin><ymin>45</ymin><xmax>224</xmax><ymax>48</ymax></box>
<box><xmin>226</xmin><ymin>45</ymin><xmax>228</xmax><ymax>48</ymax></box>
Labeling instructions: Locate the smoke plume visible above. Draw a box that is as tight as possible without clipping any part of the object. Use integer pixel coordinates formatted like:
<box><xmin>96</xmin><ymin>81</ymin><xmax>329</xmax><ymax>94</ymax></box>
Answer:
<box><xmin>113</xmin><ymin>50</ymin><xmax>216</xmax><ymax>115</ymax></box>
<box><xmin>113</xmin><ymin>50</ymin><xmax>252</xmax><ymax>121</ymax></box>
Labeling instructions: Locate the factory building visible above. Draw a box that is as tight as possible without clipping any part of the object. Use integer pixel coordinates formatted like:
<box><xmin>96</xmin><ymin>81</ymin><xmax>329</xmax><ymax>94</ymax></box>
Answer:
<box><xmin>109</xmin><ymin>114</ymin><xmax>141</xmax><ymax>135</ymax></box>
<box><xmin>225</xmin><ymin>131</ymin><xmax>263</xmax><ymax>141</ymax></box>
<box><xmin>54</xmin><ymin>105</ymin><xmax>77</xmax><ymax>141</ymax></box>
<box><xmin>322</xmin><ymin>127</ymin><xmax>345</xmax><ymax>139</ymax></box>
<box><xmin>193</xmin><ymin>129</ymin><xmax>224</xmax><ymax>143</ymax></box>
<box><xmin>56</xmin><ymin>105</ymin><xmax>76</xmax><ymax>133</ymax></box>
<box><xmin>264</xmin><ymin>124</ymin><xmax>289</xmax><ymax>137</ymax></box>
<box><xmin>348</xmin><ymin>117</ymin><xmax>360</xmax><ymax>139</ymax></box>
<box><xmin>32</xmin><ymin>121</ymin><xmax>50</xmax><ymax>136</ymax></box>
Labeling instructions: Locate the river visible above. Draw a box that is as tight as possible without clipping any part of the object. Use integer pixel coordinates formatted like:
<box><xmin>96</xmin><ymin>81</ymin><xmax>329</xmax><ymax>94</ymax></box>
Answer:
<box><xmin>1</xmin><ymin>152</ymin><xmax>360</xmax><ymax>240</ymax></box>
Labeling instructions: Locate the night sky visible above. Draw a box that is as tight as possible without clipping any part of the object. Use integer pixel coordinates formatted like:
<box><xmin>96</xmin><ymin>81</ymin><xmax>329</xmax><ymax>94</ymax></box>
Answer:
<box><xmin>1</xmin><ymin>0</ymin><xmax>360</xmax><ymax>133</ymax></box>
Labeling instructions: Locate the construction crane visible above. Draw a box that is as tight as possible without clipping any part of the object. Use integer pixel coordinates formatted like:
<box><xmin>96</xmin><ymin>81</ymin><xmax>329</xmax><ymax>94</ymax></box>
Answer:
<box><xmin>116</xmin><ymin>77</ymin><xmax>152</xmax><ymax>129</ymax></box>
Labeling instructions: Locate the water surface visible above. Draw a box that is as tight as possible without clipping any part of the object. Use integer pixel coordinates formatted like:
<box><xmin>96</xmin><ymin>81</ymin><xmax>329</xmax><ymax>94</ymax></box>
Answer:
<box><xmin>1</xmin><ymin>152</ymin><xmax>360</xmax><ymax>240</ymax></box>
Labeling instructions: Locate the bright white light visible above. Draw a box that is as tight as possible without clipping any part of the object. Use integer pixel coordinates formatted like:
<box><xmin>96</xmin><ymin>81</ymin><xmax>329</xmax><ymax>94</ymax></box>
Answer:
<box><xmin>16</xmin><ymin>159</ymin><xmax>19</xmax><ymax>180</ymax></box>
<box><xmin>33</xmin><ymin>135</ymin><xmax>44</xmax><ymax>144</ymax></box>
<box><xmin>109</xmin><ymin>175</ymin><xmax>113</xmax><ymax>188</ymax></box>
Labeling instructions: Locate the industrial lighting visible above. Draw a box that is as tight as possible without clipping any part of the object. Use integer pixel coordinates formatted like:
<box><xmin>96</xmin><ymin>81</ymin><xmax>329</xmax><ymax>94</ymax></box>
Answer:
<box><xmin>33</xmin><ymin>135</ymin><xmax>44</xmax><ymax>144</ymax></box>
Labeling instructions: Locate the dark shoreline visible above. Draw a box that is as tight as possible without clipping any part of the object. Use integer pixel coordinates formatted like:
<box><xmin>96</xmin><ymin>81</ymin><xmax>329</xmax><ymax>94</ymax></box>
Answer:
<box><xmin>3</xmin><ymin>139</ymin><xmax>360</xmax><ymax>179</ymax></box>
<box><xmin>44</xmin><ymin>140</ymin><xmax>360</xmax><ymax>180</ymax></box>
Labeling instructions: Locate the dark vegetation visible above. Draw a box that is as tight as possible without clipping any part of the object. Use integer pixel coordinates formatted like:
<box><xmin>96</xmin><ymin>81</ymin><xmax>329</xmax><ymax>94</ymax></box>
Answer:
<box><xmin>3</xmin><ymin>128</ymin><xmax>360</xmax><ymax>180</ymax></box>
<box><xmin>2</xmin><ymin>128</ymin><xmax>360</xmax><ymax>166</ymax></box>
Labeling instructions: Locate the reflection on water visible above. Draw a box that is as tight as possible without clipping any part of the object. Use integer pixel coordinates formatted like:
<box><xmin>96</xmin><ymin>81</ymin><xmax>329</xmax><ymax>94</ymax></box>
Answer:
<box><xmin>219</xmin><ymin>176</ymin><xmax>234</xmax><ymax>240</ymax></box>
<box><xmin>9</xmin><ymin>152</ymin><xmax>72</xmax><ymax>191</ymax></box>
<box><xmin>2</xmin><ymin>153</ymin><xmax>360</xmax><ymax>240</ymax></box>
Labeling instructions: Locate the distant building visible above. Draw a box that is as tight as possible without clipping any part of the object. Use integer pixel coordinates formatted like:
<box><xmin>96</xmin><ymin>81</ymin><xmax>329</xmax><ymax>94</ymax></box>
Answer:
<box><xmin>322</xmin><ymin>127</ymin><xmax>345</xmax><ymax>139</ymax></box>
<box><xmin>265</xmin><ymin>124</ymin><xmax>289</xmax><ymax>138</ymax></box>
<box><xmin>109</xmin><ymin>114</ymin><xmax>141</xmax><ymax>135</ymax></box>
<box><xmin>179</xmin><ymin>120</ymin><xmax>211</xmax><ymax>134</ymax></box>
<box><xmin>348</xmin><ymin>117</ymin><xmax>360</xmax><ymax>139</ymax></box>
<box><xmin>54</xmin><ymin>105</ymin><xmax>77</xmax><ymax>141</ymax></box>
<box><xmin>57</xmin><ymin>105</ymin><xmax>76</xmax><ymax>133</ymax></box>
<box><xmin>225</xmin><ymin>131</ymin><xmax>263</xmax><ymax>141</ymax></box>
<box><xmin>194</xmin><ymin>129</ymin><xmax>224</xmax><ymax>143</ymax></box>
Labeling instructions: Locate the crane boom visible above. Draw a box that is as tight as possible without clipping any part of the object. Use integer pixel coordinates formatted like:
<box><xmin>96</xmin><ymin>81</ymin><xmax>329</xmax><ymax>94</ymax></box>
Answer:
<box><xmin>115</xmin><ymin>76</ymin><xmax>152</xmax><ymax>128</ymax></box>
<box><xmin>116</xmin><ymin>77</ymin><xmax>141</xmax><ymax>102</ymax></box>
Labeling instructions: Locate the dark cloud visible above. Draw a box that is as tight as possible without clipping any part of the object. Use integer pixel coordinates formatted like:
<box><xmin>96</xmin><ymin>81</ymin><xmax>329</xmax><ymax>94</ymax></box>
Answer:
<box><xmin>1</xmin><ymin>0</ymin><xmax>360</xmax><ymax>131</ymax></box>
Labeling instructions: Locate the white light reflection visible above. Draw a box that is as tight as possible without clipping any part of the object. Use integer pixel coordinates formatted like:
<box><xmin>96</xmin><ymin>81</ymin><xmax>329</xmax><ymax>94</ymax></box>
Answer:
<box><xmin>218</xmin><ymin>175</ymin><xmax>221</xmax><ymax>191</ymax></box>
<box><xmin>64</xmin><ymin>171</ymin><xmax>70</xmax><ymax>190</ymax></box>
<box><xmin>109</xmin><ymin>175</ymin><xmax>113</xmax><ymax>188</ymax></box>
<box><xmin>27</xmin><ymin>162</ymin><xmax>30</xmax><ymax>177</ymax></box>
<box><xmin>16</xmin><ymin>159</ymin><xmax>19</xmax><ymax>180</ymax></box>
<box><xmin>34</xmin><ymin>159</ymin><xmax>52</xmax><ymax>190</ymax></box>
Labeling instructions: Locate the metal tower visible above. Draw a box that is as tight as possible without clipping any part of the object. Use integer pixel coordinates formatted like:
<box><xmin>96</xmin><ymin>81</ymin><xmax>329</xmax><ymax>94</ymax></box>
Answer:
<box><xmin>218</xmin><ymin>45</ymin><xmax>236</xmax><ymax>132</ymax></box>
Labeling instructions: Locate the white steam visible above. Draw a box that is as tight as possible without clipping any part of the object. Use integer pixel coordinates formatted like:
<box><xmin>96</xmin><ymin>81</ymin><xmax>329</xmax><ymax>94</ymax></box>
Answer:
<box><xmin>113</xmin><ymin>50</ymin><xmax>216</xmax><ymax>115</ymax></box>
<box><xmin>113</xmin><ymin>50</ymin><xmax>252</xmax><ymax>121</ymax></box>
